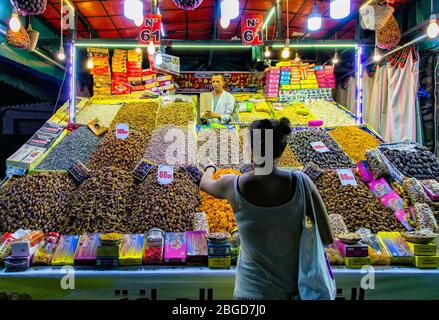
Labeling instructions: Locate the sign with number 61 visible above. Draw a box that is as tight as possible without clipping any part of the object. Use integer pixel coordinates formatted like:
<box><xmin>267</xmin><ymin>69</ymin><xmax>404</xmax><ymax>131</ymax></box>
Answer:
<box><xmin>241</xmin><ymin>14</ymin><xmax>264</xmax><ymax>46</ymax></box>
<box><xmin>139</xmin><ymin>14</ymin><xmax>161</xmax><ymax>45</ymax></box>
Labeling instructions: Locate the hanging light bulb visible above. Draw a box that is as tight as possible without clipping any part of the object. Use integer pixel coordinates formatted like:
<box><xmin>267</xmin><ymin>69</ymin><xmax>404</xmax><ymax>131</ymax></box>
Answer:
<box><xmin>135</xmin><ymin>47</ymin><xmax>142</xmax><ymax>54</ymax></box>
<box><xmin>147</xmin><ymin>41</ymin><xmax>156</xmax><ymax>55</ymax></box>
<box><xmin>9</xmin><ymin>12</ymin><xmax>21</xmax><ymax>32</ymax></box>
<box><xmin>264</xmin><ymin>46</ymin><xmax>271</xmax><ymax>58</ymax></box>
<box><xmin>134</xmin><ymin>14</ymin><xmax>144</xmax><ymax>27</ymax></box>
<box><xmin>281</xmin><ymin>39</ymin><xmax>290</xmax><ymax>59</ymax></box>
<box><xmin>124</xmin><ymin>0</ymin><xmax>143</xmax><ymax>21</ymax></box>
<box><xmin>373</xmin><ymin>47</ymin><xmax>382</xmax><ymax>62</ymax></box>
<box><xmin>294</xmin><ymin>51</ymin><xmax>301</xmax><ymax>62</ymax></box>
<box><xmin>427</xmin><ymin>14</ymin><xmax>439</xmax><ymax>38</ymax></box>
<box><xmin>332</xmin><ymin>51</ymin><xmax>339</xmax><ymax>64</ymax></box>
<box><xmin>220</xmin><ymin>16</ymin><xmax>230</xmax><ymax>29</ymax></box>
<box><xmin>330</xmin><ymin>0</ymin><xmax>350</xmax><ymax>20</ymax></box>
<box><xmin>87</xmin><ymin>52</ymin><xmax>94</xmax><ymax>69</ymax></box>
<box><xmin>221</xmin><ymin>0</ymin><xmax>240</xmax><ymax>20</ymax></box>
<box><xmin>57</xmin><ymin>47</ymin><xmax>66</xmax><ymax>61</ymax></box>
<box><xmin>307</xmin><ymin>1</ymin><xmax>322</xmax><ymax>31</ymax></box>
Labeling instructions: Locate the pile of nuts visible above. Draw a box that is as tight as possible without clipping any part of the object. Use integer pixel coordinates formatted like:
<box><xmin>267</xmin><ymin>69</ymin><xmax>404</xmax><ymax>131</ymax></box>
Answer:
<box><xmin>238</xmin><ymin>111</ymin><xmax>272</xmax><ymax>123</ymax></box>
<box><xmin>306</xmin><ymin>100</ymin><xmax>356</xmax><ymax>126</ymax></box>
<box><xmin>328</xmin><ymin>126</ymin><xmax>382</xmax><ymax>164</ymax></box>
<box><xmin>156</xmin><ymin>102</ymin><xmax>195</xmax><ymax>127</ymax></box>
<box><xmin>110</xmin><ymin>102</ymin><xmax>158</xmax><ymax>133</ymax></box>
<box><xmin>315</xmin><ymin>171</ymin><xmax>402</xmax><ymax>233</ymax></box>
<box><xmin>129</xmin><ymin>168</ymin><xmax>199</xmax><ymax>233</ymax></box>
<box><xmin>144</xmin><ymin>125</ymin><xmax>196</xmax><ymax>166</ymax></box>
<box><xmin>381</xmin><ymin>145</ymin><xmax>439</xmax><ymax>179</ymax></box>
<box><xmin>37</xmin><ymin>126</ymin><xmax>102</xmax><ymax>171</ymax></box>
<box><xmin>197</xmin><ymin>129</ymin><xmax>243</xmax><ymax>169</ymax></box>
<box><xmin>278</xmin><ymin>146</ymin><xmax>303</xmax><ymax>168</ymax></box>
<box><xmin>76</xmin><ymin>103</ymin><xmax>122</xmax><ymax>127</ymax></box>
<box><xmin>0</xmin><ymin>173</ymin><xmax>76</xmax><ymax>233</ymax></box>
<box><xmin>87</xmin><ymin>129</ymin><xmax>150</xmax><ymax>172</ymax></box>
<box><xmin>274</xmin><ymin>104</ymin><xmax>315</xmax><ymax>125</ymax></box>
<box><xmin>288</xmin><ymin>129</ymin><xmax>355</xmax><ymax>169</ymax></box>
<box><xmin>62</xmin><ymin>167</ymin><xmax>135</xmax><ymax>234</ymax></box>
<box><xmin>199</xmin><ymin>169</ymin><xmax>239</xmax><ymax>233</ymax></box>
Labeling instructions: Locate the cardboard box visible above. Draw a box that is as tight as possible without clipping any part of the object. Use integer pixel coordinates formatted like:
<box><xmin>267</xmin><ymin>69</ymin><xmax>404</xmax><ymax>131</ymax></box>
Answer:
<box><xmin>208</xmin><ymin>257</ymin><xmax>231</xmax><ymax>269</ymax></box>
<box><xmin>164</xmin><ymin>233</ymin><xmax>187</xmax><ymax>264</ymax></box>
<box><xmin>208</xmin><ymin>242</ymin><xmax>231</xmax><ymax>257</ymax></box>
<box><xmin>407</xmin><ymin>242</ymin><xmax>437</xmax><ymax>256</ymax></box>
<box><xmin>119</xmin><ymin>234</ymin><xmax>145</xmax><ymax>266</ymax></box>
<box><xmin>335</xmin><ymin>239</ymin><xmax>368</xmax><ymax>257</ymax></box>
<box><xmin>186</xmin><ymin>231</ymin><xmax>208</xmax><ymax>265</ymax></box>
<box><xmin>412</xmin><ymin>256</ymin><xmax>438</xmax><ymax>268</ymax></box>
<box><xmin>157</xmin><ymin>75</ymin><xmax>172</xmax><ymax>82</ymax></box>
<box><xmin>344</xmin><ymin>257</ymin><xmax>371</xmax><ymax>269</ymax></box>
<box><xmin>378</xmin><ymin>232</ymin><xmax>414</xmax><ymax>264</ymax></box>
<box><xmin>52</xmin><ymin>235</ymin><xmax>80</xmax><ymax>266</ymax></box>
<box><xmin>74</xmin><ymin>234</ymin><xmax>100</xmax><ymax>266</ymax></box>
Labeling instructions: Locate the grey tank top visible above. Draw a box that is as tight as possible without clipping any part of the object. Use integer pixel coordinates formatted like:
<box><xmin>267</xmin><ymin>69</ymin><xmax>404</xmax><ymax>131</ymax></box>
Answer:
<box><xmin>233</xmin><ymin>171</ymin><xmax>305</xmax><ymax>300</ymax></box>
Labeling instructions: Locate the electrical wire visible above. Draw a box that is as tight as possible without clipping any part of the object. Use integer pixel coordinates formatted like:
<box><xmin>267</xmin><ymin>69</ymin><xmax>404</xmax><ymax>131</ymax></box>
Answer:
<box><xmin>286</xmin><ymin>0</ymin><xmax>289</xmax><ymax>40</ymax></box>
<box><xmin>52</xmin><ymin>0</ymin><xmax>67</xmax><ymax>115</ymax></box>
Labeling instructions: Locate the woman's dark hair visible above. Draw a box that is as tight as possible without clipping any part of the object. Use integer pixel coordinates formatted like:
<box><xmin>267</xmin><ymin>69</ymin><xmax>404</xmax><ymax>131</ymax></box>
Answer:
<box><xmin>249</xmin><ymin>117</ymin><xmax>291</xmax><ymax>159</ymax></box>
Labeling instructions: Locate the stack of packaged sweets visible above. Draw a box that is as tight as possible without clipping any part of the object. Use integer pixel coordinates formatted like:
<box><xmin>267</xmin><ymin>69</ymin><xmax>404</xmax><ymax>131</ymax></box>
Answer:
<box><xmin>300</xmin><ymin>63</ymin><xmax>318</xmax><ymax>89</ymax></box>
<box><xmin>279</xmin><ymin>67</ymin><xmax>291</xmax><ymax>90</ymax></box>
<box><xmin>315</xmin><ymin>66</ymin><xmax>327</xmax><ymax>88</ymax></box>
<box><xmin>325</xmin><ymin>65</ymin><xmax>336</xmax><ymax>88</ymax></box>
<box><xmin>143</xmin><ymin>69</ymin><xmax>158</xmax><ymax>91</ymax></box>
<box><xmin>264</xmin><ymin>67</ymin><xmax>280</xmax><ymax>98</ymax></box>
<box><xmin>290</xmin><ymin>62</ymin><xmax>301</xmax><ymax>90</ymax></box>
<box><xmin>157</xmin><ymin>74</ymin><xmax>174</xmax><ymax>92</ymax></box>
<box><xmin>111</xmin><ymin>49</ymin><xmax>129</xmax><ymax>95</ymax></box>
<box><xmin>127</xmin><ymin>49</ymin><xmax>144</xmax><ymax>92</ymax></box>
<box><xmin>88</xmin><ymin>48</ymin><xmax>111</xmax><ymax>95</ymax></box>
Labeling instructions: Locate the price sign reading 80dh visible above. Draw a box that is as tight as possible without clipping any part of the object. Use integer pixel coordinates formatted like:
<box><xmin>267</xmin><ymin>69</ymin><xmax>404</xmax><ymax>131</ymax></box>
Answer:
<box><xmin>241</xmin><ymin>14</ymin><xmax>264</xmax><ymax>46</ymax></box>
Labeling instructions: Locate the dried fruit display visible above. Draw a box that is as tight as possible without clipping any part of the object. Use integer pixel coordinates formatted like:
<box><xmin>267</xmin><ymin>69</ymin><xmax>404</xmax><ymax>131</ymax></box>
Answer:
<box><xmin>129</xmin><ymin>168</ymin><xmax>199</xmax><ymax>233</ymax></box>
<box><xmin>278</xmin><ymin>145</ymin><xmax>303</xmax><ymax>168</ymax></box>
<box><xmin>87</xmin><ymin>129</ymin><xmax>149</xmax><ymax>172</ymax></box>
<box><xmin>0</xmin><ymin>173</ymin><xmax>76</xmax><ymax>233</ymax></box>
<box><xmin>197</xmin><ymin>129</ymin><xmax>243</xmax><ymax>169</ymax></box>
<box><xmin>328</xmin><ymin>126</ymin><xmax>382</xmax><ymax>164</ymax></box>
<box><xmin>6</xmin><ymin>26</ymin><xmax>30</xmax><ymax>49</ymax></box>
<box><xmin>155</xmin><ymin>102</ymin><xmax>195</xmax><ymax>127</ymax></box>
<box><xmin>62</xmin><ymin>167</ymin><xmax>135</xmax><ymax>234</ymax></box>
<box><xmin>76</xmin><ymin>103</ymin><xmax>122</xmax><ymax>127</ymax></box>
<box><xmin>110</xmin><ymin>102</ymin><xmax>158</xmax><ymax>133</ymax></box>
<box><xmin>306</xmin><ymin>100</ymin><xmax>356</xmax><ymax>126</ymax></box>
<box><xmin>381</xmin><ymin>145</ymin><xmax>439</xmax><ymax>180</ymax></box>
<box><xmin>238</xmin><ymin>111</ymin><xmax>272</xmax><ymax>123</ymax></box>
<box><xmin>144</xmin><ymin>125</ymin><xmax>196</xmax><ymax>166</ymax></box>
<box><xmin>37</xmin><ymin>126</ymin><xmax>101</xmax><ymax>171</ymax></box>
<box><xmin>376</xmin><ymin>14</ymin><xmax>401</xmax><ymax>50</ymax></box>
<box><xmin>288</xmin><ymin>128</ymin><xmax>355</xmax><ymax>169</ymax></box>
<box><xmin>200</xmin><ymin>169</ymin><xmax>240</xmax><ymax>233</ymax></box>
<box><xmin>273</xmin><ymin>104</ymin><xmax>315</xmax><ymax>125</ymax></box>
<box><xmin>315</xmin><ymin>171</ymin><xmax>403</xmax><ymax>233</ymax></box>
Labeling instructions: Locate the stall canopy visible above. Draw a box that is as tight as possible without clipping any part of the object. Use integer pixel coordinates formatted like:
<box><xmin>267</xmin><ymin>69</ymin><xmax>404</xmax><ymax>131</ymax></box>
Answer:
<box><xmin>42</xmin><ymin>0</ymin><xmax>365</xmax><ymax>40</ymax></box>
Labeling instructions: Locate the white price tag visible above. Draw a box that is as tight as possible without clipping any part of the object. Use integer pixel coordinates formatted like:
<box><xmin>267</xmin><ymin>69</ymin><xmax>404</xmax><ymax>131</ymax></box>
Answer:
<box><xmin>310</xmin><ymin>141</ymin><xmax>330</xmax><ymax>153</ymax></box>
<box><xmin>158</xmin><ymin>165</ymin><xmax>174</xmax><ymax>185</ymax></box>
<box><xmin>162</xmin><ymin>94</ymin><xmax>172</xmax><ymax>104</ymax></box>
<box><xmin>116</xmin><ymin>123</ymin><xmax>129</xmax><ymax>140</ymax></box>
<box><xmin>336</xmin><ymin>169</ymin><xmax>357</xmax><ymax>186</ymax></box>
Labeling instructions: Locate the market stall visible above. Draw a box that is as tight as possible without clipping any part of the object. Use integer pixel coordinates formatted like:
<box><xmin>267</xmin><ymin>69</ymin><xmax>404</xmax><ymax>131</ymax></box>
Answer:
<box><xmin>1</xmin><ymin>0</ymin><xmax>439</xmax><ymax>301</ymax></box>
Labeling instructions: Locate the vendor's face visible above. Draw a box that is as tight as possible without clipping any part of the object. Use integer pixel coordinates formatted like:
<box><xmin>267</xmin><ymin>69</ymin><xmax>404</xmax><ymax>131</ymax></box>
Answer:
<box><xmin>212</xmin><ymin>76</ymin><xmax>224</xmax><ymax>91</ymax></box>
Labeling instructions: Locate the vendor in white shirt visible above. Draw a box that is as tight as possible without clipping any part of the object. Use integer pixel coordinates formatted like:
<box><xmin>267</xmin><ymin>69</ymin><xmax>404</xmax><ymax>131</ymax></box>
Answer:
<box><xmin>201</xmin><ymin>74</ymin><xmax>236</xmax><ymax>125</ymax></box>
